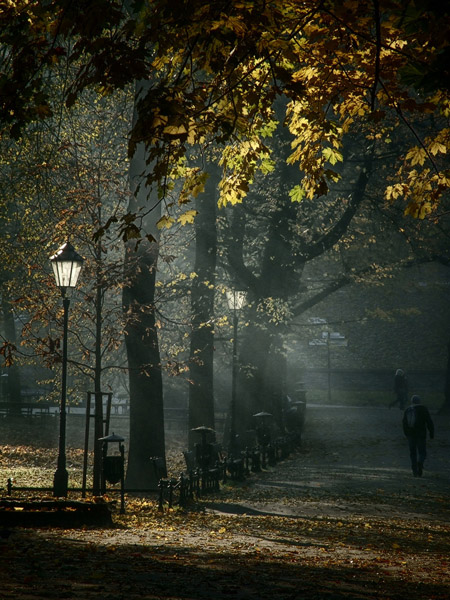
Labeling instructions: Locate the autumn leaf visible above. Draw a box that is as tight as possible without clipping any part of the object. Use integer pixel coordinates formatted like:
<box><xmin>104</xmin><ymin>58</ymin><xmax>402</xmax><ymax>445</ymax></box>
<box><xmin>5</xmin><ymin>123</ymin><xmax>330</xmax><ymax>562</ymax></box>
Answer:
<box><xmin>428</xmin><ymin>141</ymin><xmax>447</xmax><ymax>156</ymax></box>
<box><xmin>405</xmin><ymin>146</ymin><xmax>427</xmax><ymax>166</ymax></box>
<box><xmin>178</xmin><ymin>210</ymin><xmax>198</xmax><ymax>226</ymax></box>
<box><xmin>289</xmin><ymin>185</ymin><xmax>305</xmax><ymax>203</ymax></box>
<box><xmin>322</xmin><ymin>147</ymin><xmax>343</xmax><ymax>165</ymax></box>
<box><xmin>157</xmin><ymin>215</ymin><xmax>176</xmax><ymax>230</ymax></box>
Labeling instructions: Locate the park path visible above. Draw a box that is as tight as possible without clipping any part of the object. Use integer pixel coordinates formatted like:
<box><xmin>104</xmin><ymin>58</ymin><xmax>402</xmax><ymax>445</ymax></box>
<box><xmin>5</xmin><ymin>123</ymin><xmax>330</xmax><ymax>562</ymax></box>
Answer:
<box><xmin>5</xmin><ymin>404</ymin><xmax>448</xmax><ymax>600</ymax></box>
<box><xmin>208</xmin><ymin>404</ymin><xmax>450</xmax><ymax>522</ymax></box>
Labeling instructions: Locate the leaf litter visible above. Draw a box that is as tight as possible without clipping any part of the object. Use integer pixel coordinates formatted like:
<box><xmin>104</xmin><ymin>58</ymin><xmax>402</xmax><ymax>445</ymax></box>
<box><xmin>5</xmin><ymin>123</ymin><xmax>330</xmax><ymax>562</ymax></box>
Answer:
<box><xmin>1</xmin><ymin>405</ymin><xmax>450</xmax><ymax>599</ymax></box>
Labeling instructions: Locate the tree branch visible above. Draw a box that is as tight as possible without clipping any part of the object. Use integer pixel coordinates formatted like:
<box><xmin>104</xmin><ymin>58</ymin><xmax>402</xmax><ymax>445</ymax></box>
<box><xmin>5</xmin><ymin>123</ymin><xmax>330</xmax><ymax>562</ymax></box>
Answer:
<box><xmin>299</xmin><ymin>160</ymin><xmax>372</xmax><ymax>263</ymax></box>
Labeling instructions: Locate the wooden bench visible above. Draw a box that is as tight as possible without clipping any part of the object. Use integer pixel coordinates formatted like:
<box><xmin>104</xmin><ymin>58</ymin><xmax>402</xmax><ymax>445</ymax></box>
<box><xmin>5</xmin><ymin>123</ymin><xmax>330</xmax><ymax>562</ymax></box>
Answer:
<box><xmin>184</xmin><ymin>448</ymin><xmax>220</xmax><ymax>494</ymax></box>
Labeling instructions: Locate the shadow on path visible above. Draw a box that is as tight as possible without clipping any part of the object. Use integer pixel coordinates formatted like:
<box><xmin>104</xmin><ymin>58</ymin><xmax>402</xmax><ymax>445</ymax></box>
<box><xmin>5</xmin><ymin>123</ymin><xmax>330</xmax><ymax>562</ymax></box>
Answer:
<box><xmin>209</xmin><ymin>405</ymin><xmax>450</xmax><ymax>521</ymax></box>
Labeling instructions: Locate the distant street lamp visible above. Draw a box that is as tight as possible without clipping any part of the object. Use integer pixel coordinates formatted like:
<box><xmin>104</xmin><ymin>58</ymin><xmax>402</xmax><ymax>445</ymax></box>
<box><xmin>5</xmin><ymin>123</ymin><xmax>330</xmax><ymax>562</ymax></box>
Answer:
<box><xmin>50</xmin><ymin>242</ymin><xmax>84</xmax><ymax>497</ymax></box>
<box><xmin>226</xmin><ymin>290</ymin><xmax>246</xmax><ymax>455</ymax></box>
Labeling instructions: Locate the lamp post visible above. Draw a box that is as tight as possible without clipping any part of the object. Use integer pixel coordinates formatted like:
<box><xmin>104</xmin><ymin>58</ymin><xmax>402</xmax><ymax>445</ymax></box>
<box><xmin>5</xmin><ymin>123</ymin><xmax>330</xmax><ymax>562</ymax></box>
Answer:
<box><xmin>50</xmin><ymin>242</ymin><xmax>84</xmax><ymax>497</ymax></box>
<box><xmin>226</xmin><ymin>290</ymin><xmax>246</xmax><ymax>455</ymax></box>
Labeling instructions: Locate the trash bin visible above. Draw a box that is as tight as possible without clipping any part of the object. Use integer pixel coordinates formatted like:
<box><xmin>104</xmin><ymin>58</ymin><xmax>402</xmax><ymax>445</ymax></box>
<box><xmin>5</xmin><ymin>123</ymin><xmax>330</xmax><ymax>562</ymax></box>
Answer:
<box><xmin>99</xmin><ymin>432</ymin><xmax>126</xmax><ymax>514</ymax></box>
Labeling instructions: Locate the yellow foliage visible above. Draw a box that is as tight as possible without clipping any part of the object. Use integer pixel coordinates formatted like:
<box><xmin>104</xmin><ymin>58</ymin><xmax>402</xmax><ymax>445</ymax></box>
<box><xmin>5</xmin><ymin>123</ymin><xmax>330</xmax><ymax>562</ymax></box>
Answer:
<box><xmin>156</xmin><ymin>215</ymin><xmax>176</xmax><ymax>230</ymax></box>
<box><xmin>322</xmin><ymin>147</ymin><xmax>343</xmax><ymax>165</ymax></box>
<box><xmin>404</xmin><ymin>201</ymin><xmax>433</xmax><ymax>220</ymax></box>
<box><xmin>177</xmin><ymin>210</ymin><xmax>198</xmax><ymax>226</ymax></box>
<box><xmin>385</xmin><ymin>183</ymin><xmax>407</xmax><ymax>201</ymax></box>
<box><xmin>405</xmin><ymin>146</ymin><xmax>427</xmax><ymax>166</ymax></box>
<box><xmin>428</xmin><ymin>141</ymin><xmax>447</xmax><ymax>156</ymax></box>
<box><xmin>163</xmin><ymin>124</ymin><xmax>188</xmax><ymax>136</ymax></box>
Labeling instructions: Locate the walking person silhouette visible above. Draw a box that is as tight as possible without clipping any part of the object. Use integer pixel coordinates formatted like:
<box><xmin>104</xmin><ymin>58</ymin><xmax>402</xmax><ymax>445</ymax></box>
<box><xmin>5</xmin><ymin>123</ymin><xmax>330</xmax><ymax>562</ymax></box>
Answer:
<box><xmin>390</xmin><ymin>368</ymin><xmax>408</xmax><ymax>410</ymax></box>
<box><xmin>402</xmin><ymin>395</ymin><xmax>434</xmax><ymax>477</ymax></box>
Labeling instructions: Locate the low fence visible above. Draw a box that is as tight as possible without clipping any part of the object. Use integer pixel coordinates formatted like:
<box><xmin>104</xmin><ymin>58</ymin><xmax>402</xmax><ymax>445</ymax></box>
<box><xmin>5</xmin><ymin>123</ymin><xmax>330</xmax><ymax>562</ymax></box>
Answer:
<box><xmin>3</xmin><ymin>421</ymin><xmax>304</xmax><ymax>515</ymax></box>
<box><xmin>154</xmin><ymin>432</ymin><xmax>300</xmax><ymax>512</ymax></box>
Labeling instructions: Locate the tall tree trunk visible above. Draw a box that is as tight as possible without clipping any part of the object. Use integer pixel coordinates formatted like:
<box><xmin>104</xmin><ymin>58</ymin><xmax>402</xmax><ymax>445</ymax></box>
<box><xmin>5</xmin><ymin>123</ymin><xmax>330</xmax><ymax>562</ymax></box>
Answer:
<box><xmin>123</xmin><ymin>81</ymin><xmax>165</xmax><ymax>490</ymax></box>
<box><xmin>123</xmin><ymin>241</ymin><xmax>164</xmax><ymax>489</ymax></box>
<box><xmin>188</xmin><ymin>165</ymin><xmax>218</xmax><ymax>448</ymax></box>
<box><xmin>234</xmin><ymin>191</ymin><xmax>300</xmax><ymax>434</ymax></box>
<box><xmin>235</xmin><ymin>322</ymin><xmax>268</xmax><ymax>432</ymax></box>
<box><xmin>234</xmin><ymin>160</ymin><xmax>372</xmax><ymax>434</ymax></box>
<box><xmin>236</xmin><ymin>319</ymin><xmax>288</xmax><ymax>434</ymax></box>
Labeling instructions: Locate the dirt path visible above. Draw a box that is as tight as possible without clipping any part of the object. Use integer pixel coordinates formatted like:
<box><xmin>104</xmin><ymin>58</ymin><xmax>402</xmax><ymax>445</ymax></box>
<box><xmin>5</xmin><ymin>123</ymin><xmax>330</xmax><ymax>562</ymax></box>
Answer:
<box><xmin>215</xmin><ymin>404</ymin><xmax>450</xmax><ymax>521</ymax></box>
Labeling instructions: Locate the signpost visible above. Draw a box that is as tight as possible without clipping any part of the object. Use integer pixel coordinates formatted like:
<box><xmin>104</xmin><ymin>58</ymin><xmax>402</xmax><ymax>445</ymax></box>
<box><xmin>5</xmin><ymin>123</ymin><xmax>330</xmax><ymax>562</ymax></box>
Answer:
<box><xmin>309</xmin><ymin>322</ymin><xmax>347</xmax><ymax>404</ymax></box>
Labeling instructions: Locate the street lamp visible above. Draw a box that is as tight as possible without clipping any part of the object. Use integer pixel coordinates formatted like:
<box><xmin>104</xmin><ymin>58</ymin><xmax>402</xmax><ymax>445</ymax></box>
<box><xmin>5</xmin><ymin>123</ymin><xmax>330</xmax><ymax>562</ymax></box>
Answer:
<box><xmin>50</xmin><ymin>242</ymin><xmax>84</xmax><ymax>497</ymax></box>
<box><xmin>226</xmin><ymin>289</ymin><xmax>246</xmax><ymax>456</ymax></box>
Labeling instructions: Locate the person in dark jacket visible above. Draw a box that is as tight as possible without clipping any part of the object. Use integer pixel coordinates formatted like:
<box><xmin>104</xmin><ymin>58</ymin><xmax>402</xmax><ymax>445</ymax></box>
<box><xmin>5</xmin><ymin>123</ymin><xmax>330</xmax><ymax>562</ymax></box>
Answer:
<box><xmin>390</xmin><ymin>368</ymin><xmax>408</xmax><ymax>409</ymax></box>
<box><xmin>402</xmin><ymin>395</ymin><xmax>434</xmax><ymax>477</ymax></box>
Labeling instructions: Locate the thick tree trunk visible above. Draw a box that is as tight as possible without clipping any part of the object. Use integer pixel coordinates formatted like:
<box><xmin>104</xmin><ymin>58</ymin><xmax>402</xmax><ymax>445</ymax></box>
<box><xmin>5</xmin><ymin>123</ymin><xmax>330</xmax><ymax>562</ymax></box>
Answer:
<box><xmin>236</xmin><ymin>321</ymin><xmax>287</xmax><ymax>435</ymax></box>
<box><xmin>123</xmin><ymin>80</ymin><xmax>165</xmax><ymax>490</ymax></box>
<box><xmin>123</xmin><ymin>242</ymin><xmax>164</xmax><ymax>490</ymax></box>
<box><xmin>234</xmin><ymin>159</ymin><xmax>372</xmax><ymax>433</ymax></box>
<box><xmin>234</xmin><ymin>191</ymin><xmax>299</xmax><ymax>434</ymax></box>
<box><xmin>236</xmin><ymin>322</ymin><xmax>268</xmax><ymax>432</ymax></box>
<box><xmin>188</xmin><ymin>166</ymin><xmax>218</xmax><ymax>448</ymax></box>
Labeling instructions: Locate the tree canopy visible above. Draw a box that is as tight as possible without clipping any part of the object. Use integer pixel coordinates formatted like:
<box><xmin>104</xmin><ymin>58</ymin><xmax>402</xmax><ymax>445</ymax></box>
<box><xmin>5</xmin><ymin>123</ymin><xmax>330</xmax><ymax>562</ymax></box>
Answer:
<box><xmin>1</xmin><ymin>0</ymin><xmax>450</xmax><ymax>481</ymax></box>
<box><xmin>1</xmin><ymin>0</ymin><xmax>449</xmax><ymax>225</ymax></box>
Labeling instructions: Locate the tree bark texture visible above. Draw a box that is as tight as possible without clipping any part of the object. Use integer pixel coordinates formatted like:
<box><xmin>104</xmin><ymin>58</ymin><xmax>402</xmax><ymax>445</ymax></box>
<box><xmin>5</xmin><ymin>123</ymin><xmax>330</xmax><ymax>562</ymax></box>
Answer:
<box><xmin>233</xmin><ymin>161</ymin><xmax>372</xmax><ymax>435</ymax></box>
<box><xmin>123</xmin><ymin>80</ymin><xmax>165</xmax><ymax>490</ymax></box>
<box><xmin>123</xmin><ymin>242</ymin><xmax>164</xmax><ymax>490</ymax></box>
<box><xmin>188</xmin><ymin>166</ymin><xmax>218</xmax><ymax>448</ymax></box>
